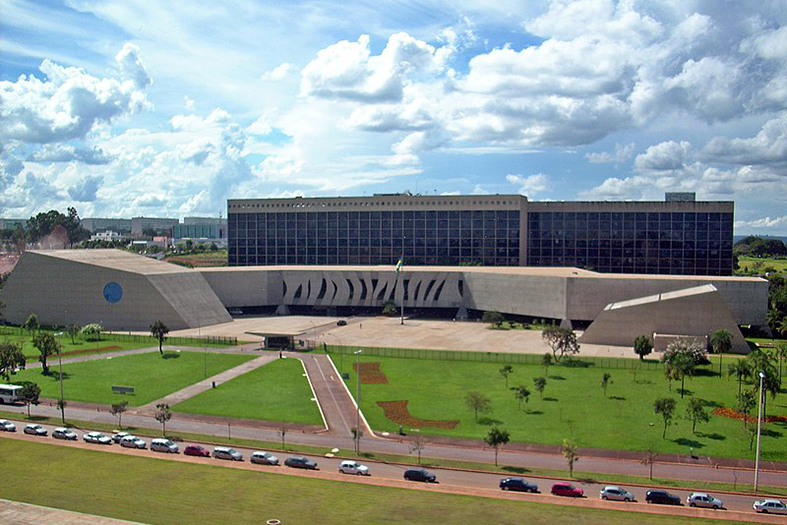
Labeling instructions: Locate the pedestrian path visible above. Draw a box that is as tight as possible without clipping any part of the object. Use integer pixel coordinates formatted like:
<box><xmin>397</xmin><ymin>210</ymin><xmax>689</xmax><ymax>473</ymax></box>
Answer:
<box><xmin>25</xmin><ymin>347</ymin><xmax>160</xmax><ymax>368</ymax></box>
<box><xmin>0</xmin><ymin>498</ymin><xmax>146</xmax><ymax>525</ymax></box>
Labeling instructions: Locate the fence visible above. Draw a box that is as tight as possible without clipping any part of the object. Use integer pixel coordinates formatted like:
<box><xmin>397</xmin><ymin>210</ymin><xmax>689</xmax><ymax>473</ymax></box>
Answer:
<box><xmin>0</xmin><ymin>325</ymin><xmax>237</xmax><ymax>347</ymax></box>
<box><xmin>323</xmin><ymin>344</ymin><xmax>665</xmax><ymax>371</ymax></box>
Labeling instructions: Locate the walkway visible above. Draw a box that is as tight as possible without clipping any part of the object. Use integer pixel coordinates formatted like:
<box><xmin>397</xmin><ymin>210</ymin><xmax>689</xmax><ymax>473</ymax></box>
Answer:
<box><xmin>0</xmin><ymin>498</ymin><xmax>146</xmax><ymax>525</ymax></box>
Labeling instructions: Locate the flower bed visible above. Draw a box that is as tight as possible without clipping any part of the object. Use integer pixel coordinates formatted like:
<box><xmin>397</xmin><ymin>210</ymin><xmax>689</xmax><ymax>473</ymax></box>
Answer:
<box><xmin>376</xmin><ymin>400</ymin><xmax>459</xmax><ymax>429</ymax></box>
<box><xmin>354</xmin><ymin>362</ymin><xmax>388</xmax><ymax>384</ymax></box>
<box><xmin>712</xmin><ymin>406</ymin><xmax>787</xmax><ymax>423</ymax></box>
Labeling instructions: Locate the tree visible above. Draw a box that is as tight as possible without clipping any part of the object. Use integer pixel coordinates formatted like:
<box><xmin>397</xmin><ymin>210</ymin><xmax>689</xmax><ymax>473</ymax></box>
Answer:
<box><xmin>542</xmin><ymin>326</ymin><xmax>579</xmax><ymax>362</ymax></box>
<box><xmin>18</xmin><ymin>382</ymin><xmax>41</xmax><ymax>417</ymax></box>
<box><xmin>736</xmin><ymin>390</ymin><xmax>756</xmax><ymax>428</ymax></box>
<box><xmin>662</xmin><ymin>339</ymin><xmax>699</xmax><ymax>398</ymax></box>
<box><xmin>66</xmin><ymin>324</ymin><xmax>80</xmax><ymax>344</ymax></box>
<box><xmin>600</xmin><ymin>373</ymin><xmax>612</xmax><ymax>397</ymax></box>
<box><xmin>150</xmin><ymin>320</ymin><xmax>169</xmax><ymax>355</ymax></box>
<box><xmin>485</xmin><ymin>426</ymin><xmax>510</xmax><ymax>466</ymax></box>
<box><xmin>23</xmin><ymin>313</ymin><xmax>39</xmax><ymax>333</ymax></box>
<box><xmin>154</xmin><ymin>403</ymin><xmax>172</xmax><ymax>435</ymax></box>
<box><xmin>541</xmin><ymin>352</ymin><xmax>553</xmax><ymax>377</ymax></box>
<box><xmin>533</xmin><ymin>376</ymin><xmax>547</xmax><ymax>398</ymax></box>
<box><xmin>110</xmin><ymin>401</ymin><xmax>129</xmax><ymax>429</ymax></box>
<box><xmin>0</xmin><ymin>341</ymin><xmax>26</xmax><ymax>380</ymax></box>
<box><xmin>512</xmin><ymin>385</ymin><xmax>530</xmax><ymax>410</ymax></box>
<box><xmin>465</xmin><ymin>391</ymin><xmax>491</xmax><ymax>421</ymax></box>
<box><xmin>32</xmin><ymin>332</ymin><xmax>60</xmax><ymax>375</ymax></box>
<box><xmin>727</xmin><ymin>359</ymin><xmax>751</xmax><ymax>395</ymax></box>
<box><xmin>561</xmin><ymin>439</ymin><xmax>579</xmax><ymax>477</ymax></box>
<box><xmin>711</xmin><ymin>329</ymin><xmax>732</xmax><ymax>376</ymax></box>
<box><xmin>26</xmin><ymin>207</ymin><xmax>89</xmax><ymax>246</ymax></box>
<box><xmin>640</xmin><ymin>448</ymin><xmax>658</xmax><ymax>480</ymax></box>
<box><xmin>278</xmin><ymin>426</ymin><xmax>288</xmax><ymax>450</ymax></box>
<box><xmin>633</xmin><ymin>335</ymin><xmax>653</xmax><ymax>361</ymax></box>
<box><xmin>499</xmin><ymin>364</ymin><xmax>513</xmax><ymax>388</ymax></box>
<box><xmin>80</xmin><ymin>323</ymin><xmax>103</xmax><ymax>342</ymax></box>
<box><xmin>686</xmin><ymin>397</ymin><xmax>710</xmax><ymax>434</ymax></box>
<box><xmin>409</xmin><ymin>433</ymin><xmax>426</xmax><ymax>465</ymax></box>
<box><xmin>351</xmin><ymin>426</ymin><xmax>363</xmax><ymax>454</ymax></box>
<box><xmin>381</xmin><ymin>300</ymin><xmax>397</xmax><ymax>316</ymax></box>
<box><xmin>776</xmin><ymin>342</ymin><xmax>786</xmax><ymax>383</ymax></box>
<box><xmin>482</xmin><ymin>311</ymin><xmax>505</xmax><ymax>328</ymax></box>
<box><xmin>653</xmin><ymin>397</ymin><xmax>677</xmax><ymax>439</ymax></box>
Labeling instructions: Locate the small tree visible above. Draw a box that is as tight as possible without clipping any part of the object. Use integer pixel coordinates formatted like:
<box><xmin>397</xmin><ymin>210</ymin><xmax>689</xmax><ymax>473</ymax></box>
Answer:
<box><xmin>600</xmin><ymin>373</ymin><xmax>612</xmax><ymax>397</ymax></box>
<box><xmin>541</xmin><ymin>352</ymin><xmax>553</xmax><ymax>377</ymax></box>
<box><xmin>686</xmin><ymin>397</ymin><xmax>710</xmax><ymax>434</ymax></box>
<box><xmin>154</xmin><ymin>403</ymin><xmax>172</xmax><ymax>435</ymax></box>
<box><xmin>653</xmin><ymin>397</ymin><xmax>676</xmax><ymax>439</ymax></box>
<box><xmin>66</xmin><ymin>324</ymin><xmax>80</xmax><ymax>344</ymax></box>
<box><xmin>727</xmin><ymin>359</ymin><xmax>751</xmax><ymax>395</ymax></box>
<box><xmin>633</xmin><ymin>335</ymin><xmax>652</xmax><ymax>361</ymax></box>
<box><xmin>32</xmin><ymin>332</ymin><xmax>60</xmax><ymax>375</ymax></box>
<box><xmin>640</xmin><ymin>448</ymin><xmax>658</xmax><ymax>480</ymax></box>
<box><xmin>351</xmin><ymin>426</ymin><xmax>363</xmax><ymax>454</ymax></box>
<box><xmin>278</xmin><ymin>426</ymin><xmax>288</xmax><ymax>450</ymax></box>
<box><xmin>0</xmin><ymin>341</ymin><xmax>26</xmax><ymax>380</ymax></box>
<box><xmin>776</xmin><ymin>342</ymin><xmax>786</xmax><ymax>383</ymax></box>
<box><xmin>150</xmin><ymin>320</ymin><xmax>169</xmax><ymax>355</ymax></box>
<box><xmin>485</xmin><ymin>426</ymin><xmax>510</xmax><ymax>466</ymax></box>
<box><xmin>711</xmin><ymin>329</ymin><xmax>732</xmax><ymax>376</ymax></box>
<box><xmin>662</xmin><ymin>342</ymin><xmax>697</xmax><ymax>399</ymax></box>
<box><xmin>482</xmin><ymin>311</ymin><xmax>505</xmax><ymax>328</ymax></box>
<box><xmin>381</xmin><ymin>300</ymin><xmax>397</xmax><ymax>316</ymax></box>
<box><xmin>409</xmin><ymin>433</ymin><xmax>426</xmax><ymax>465</ymax></box>
<box><xmin>23</xmin><ymin>313</ymin><xmax>40</xmax><ymax>333</ymax></box>
<box><xmin>736</xmin><ymin>390</ymin><xmax>756</xmax><ymax>428</ymax></box>
<box><xmin>110</xmin><ymin>401</ymin><xmax>129</xmax><ymax>429</ymax></box>
<box><xmin>542</xmin><ymin>326</ymin><xmax>579</xmax><ymax>362</ymax></box>
<box><xmin>465</xmin><ymin>391</ymin><xmax>491</xmax><ymax>421</ymax></box>
<box><xmin>533</xmin><ymin>376</ymin><xmax>547</xmax><ymax>398</ymax></box>
<box><xmin>18</xmin><ymin>381</ymin><xmax>41</xmax><ymax>417</ymax></box>
<box><xmin>561</xmin><ymin>438</ymin><xmax>579</xmax><ymax>477</ymax></box>
<box><xmin>512</xmin><ymin>385</ymin><xmax>530</xmax><ymax>410</ymax></box>
<box><xmin>80</xmin><ymin>323</ymin><xmax>103</xmax><ymax>342</ymax></box>
<box><xmin>499</xmin><ymin>364</ymin><xmax>513</xmax><ymax>388</ymax></box>
<box><xmin>57</xmin><ymin>398</ymin><xmax>67</xmax><ymax>425</ymax></box>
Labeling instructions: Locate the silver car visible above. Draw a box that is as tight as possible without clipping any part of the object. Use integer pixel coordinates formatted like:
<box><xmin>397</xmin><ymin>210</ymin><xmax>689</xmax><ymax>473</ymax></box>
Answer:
<box><xmin>150</xmin><ymin>438</ymin><xmax>179</xmax><ymax>453</ymax></box>
<box><xmin>338</xmin><ymin>460</ymin><xmax>370</xmax><ymax>476</ymax></box>
<box><xmin>119</xmin><ymin>435</ymin><xmax>147</xmax><ymax>449</ymax></box>
<box><xmin>23</xmin><ymin>424</ymin><xmax>47</xmax><ymax>436</ymax></box>
<box><xmin>52</xmin><ymin>427</ymin><xmax>78</xmax><ymax>440</ymax></box>
<box><xmin>687</xmin><ymin>492</ymin><xmax>723</xmax><ymax>509</ymax></box>
<box><xmin>250</xmin><ymin>451</ymin><xmax>279</xmax><ymax>465</ymax></box>
<box><xmin>213</xmin><ymin>446</ymin><xmax>243</xmax><ymax>461</ymax></box>
<box><xmin>112</xmin><ymin>431</ymin><xmax>131</xmax><ymax>443</ymax></box>
<box><xmin>83</xmin><ymin>431</ymin><xmax>112</xmax><ymax>445</ymax></box>
<box><xmin>0</xmin><ymin>419</ymin><xmax>16</xmax><ymax>432</ymax></box>
<box><xmin>599</xmin><ymin>486</ymin><xmax>634</xmax><ymax>502</ymax></box>
<box><xmin>753</xmin><ymin>499</ymin><xmax>787</xmax><ymax>514</ymax></box>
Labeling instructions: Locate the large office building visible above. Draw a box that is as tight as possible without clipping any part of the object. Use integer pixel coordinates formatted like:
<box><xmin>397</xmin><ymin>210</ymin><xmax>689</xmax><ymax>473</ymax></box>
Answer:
<box><xmin>228</xmin><ymin>193</ymin><xmax>734</xmax><ymax>275</ymax></box>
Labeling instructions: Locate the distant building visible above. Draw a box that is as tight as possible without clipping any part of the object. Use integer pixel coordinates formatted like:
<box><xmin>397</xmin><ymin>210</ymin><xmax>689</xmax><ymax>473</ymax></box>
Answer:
<box><xmin>131</xmin><ymin>217</ymin><xmax>178</xmax><ymax>236</ymax></box>
<box><xmin>89</xmin><ymin>230</ymin><xmax>127</xmax><ymax>242</ymax></box>
<box><xmin>80</xmin><ymin>218</ymin><xmax>132</xmax><ymax>233</ymax></box>
<box><xmin>0</xmin><ymin>219</ymin><xmax>27</xmax><ymax>231</ymax></box>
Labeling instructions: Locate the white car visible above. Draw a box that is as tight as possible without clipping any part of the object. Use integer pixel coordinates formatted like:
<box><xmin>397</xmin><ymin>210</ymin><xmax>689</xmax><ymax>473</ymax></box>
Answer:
<box><xmin>338</xmin><ymin>460</ymin><xmax>370</xmax><ymax>476</ymax></box>
<box><xmin>0</xmin><ymin>419</ymin><xmax>16</xmax><ymax>432</ymax></box>
<box><xmin>112</xmin><ymin>431</ymin><xmax>131</xmax><ymax>443</ymax></box>
<box><xmin>119</xmin><ymin>435</ymin><xmax>147</xmax><ymax>449</ymax></box>
<box><xmin>52</xmin><ymin>427</ymin><xmax>78</xmax><ymax>440</ymax></box>
<box><xmin>150</xmin><ymin>438</ymin><xmax>179</xmax><ymax>453</ymax></box>
<box><xmin>83</xmin><ymin>431</ymin><xmax>112</xmax><ymax>445</ymax></box>
<box><xmin>250</xmin><ymin>451</ymin><xmax>279</xmax><ymax>465</ymax></box>
<box><xmin>599</xmin><ymin>486</ymin><xmax>634</xmax><ymax>502</ymax></box>
<box><xmin>23</xmin><ymin>424</ymin><xmax>47</xmax><ymax>436</ymax></box>
<box><xmin>753</xmin><ymin>499</ymin><xmax>787</xmax><ymax>514</ymax></box>
<box><xmin>687</xmin><ymin>492</ymin><xmax>723</xmax><ymax>509</ymax></box>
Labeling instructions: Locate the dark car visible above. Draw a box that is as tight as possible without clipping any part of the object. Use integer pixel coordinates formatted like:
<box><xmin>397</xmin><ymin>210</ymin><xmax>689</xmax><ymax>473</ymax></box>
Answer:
<box><xmin>285</xmin><ymin>456</ymin><xmax>318</xmax><ymax>470</ymax></box>
<box><xmin>551</xmin><ymin>482</ymin><xmax>584</xmax><ymax>498</ymax></box>
<box><xmin>403</xmin><ymin>468</ymin><xmax>437</xmax><ymax>483</ymax></box>
<box><xmin>646</xmin><ymin>490</ymin><xmax>681</xmax><ymax>506</ymax></box>
<box><xmin>184</xmin><ymin>444</ymin><xmax>211</xmax><ymax>457</ymax></box>
<box><xmin>500</xmin><ymin>477</ymin><xmax>538</xmax><ymax>493</ymax></box>
<box><xmin>336</xmin><ymin>320</ymin><xmax>347</xmax><ymax>326</ymax></box>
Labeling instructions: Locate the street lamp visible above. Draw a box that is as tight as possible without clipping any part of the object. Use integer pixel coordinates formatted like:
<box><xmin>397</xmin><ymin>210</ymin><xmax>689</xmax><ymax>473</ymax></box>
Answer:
<box><xmin>54</xmin><ymin>331</ymin><xmax>65</xmax><ymax>424</ymax></box>
<box><xmin>754</xmin><ymin>370</ymin><xmax>765</xmax><ymax>491</ymax></box>
<box><xmin>354</xmin><ymin>349</ymin><xmax>363</xmax><ymax>454</ymax></box>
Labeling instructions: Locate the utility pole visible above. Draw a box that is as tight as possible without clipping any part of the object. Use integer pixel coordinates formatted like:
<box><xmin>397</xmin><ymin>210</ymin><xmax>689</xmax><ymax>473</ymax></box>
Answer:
<box><xmin>754</xmin><ymin>370</ymin><xmax>765</xmax><ymax>491</ymax></box>
<box><xmin>354</xmin><ymin>349</ymin><xmax>363</xmax><ymax>454</ymax></box>
<box><xmin>55</xmin><ymin>331</ymin><xmax>65</xmax><ymax>424</ymax></box>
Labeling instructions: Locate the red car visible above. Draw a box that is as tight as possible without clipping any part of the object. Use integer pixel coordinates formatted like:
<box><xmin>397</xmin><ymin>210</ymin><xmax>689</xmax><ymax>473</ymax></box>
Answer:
<box><xmin>184</xmin><ymin>444</ymin><xmax>211</xmax><ymax>457</ymax></box>
<box><xmin>551</xmin><ymin>482</ymin><xmax>584</xmax><ymax>497</ymax></box>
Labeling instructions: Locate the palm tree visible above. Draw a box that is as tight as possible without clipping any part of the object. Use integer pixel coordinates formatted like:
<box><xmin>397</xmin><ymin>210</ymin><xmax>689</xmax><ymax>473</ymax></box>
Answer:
<box><xmin>149</xmin><ymin>320</ymin><xmax>169</xmax><ymax>355</ymax></box>
<box><xmin>727</xmin><ymin>359</ymin><xmax>751</xmax><ymax>395</ymax></box>
<box><xmin>711</xmin><ymin>329</ymin><xmax>732</xmax><ymax>376</ymax></box>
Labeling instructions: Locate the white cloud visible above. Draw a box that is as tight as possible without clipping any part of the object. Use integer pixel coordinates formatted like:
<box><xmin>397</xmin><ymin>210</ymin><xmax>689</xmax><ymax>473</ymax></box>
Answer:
<box><xmin>586</xmin><ymin>143</ymin><xmax>635</xmax><ymax>164</ymax></box>
<box><xmin>735</xmin><ymin>215</ymin><xmax>787</xmax><ymax>230</ymax></box>
<box><xmin>67</xmin><ymin>174</ymin><xmax>103</xmax><ymax>201</ymax></box>
<box><xmin>262</xmin><ymin>63</ymin><xmax>294</xmax><ymax>81</ymax></box>
<box><xmin>702</xmin><ymin>114</ymin><xmax>787</xmax><ymax>166</ymax></box>
<box><xmin>634</xmin><ymin>140</ymin><xmax>693</xmax><ymax>171</ymax></box>
<box><xmin>27</xmin><ymin>144</ymin><xmax>112</xmax><ymax>164</ymax></box>
<box><xmin>506</xmin><ymin>173</ymin><xmax>548</xmax><ymax>196</ymax></box>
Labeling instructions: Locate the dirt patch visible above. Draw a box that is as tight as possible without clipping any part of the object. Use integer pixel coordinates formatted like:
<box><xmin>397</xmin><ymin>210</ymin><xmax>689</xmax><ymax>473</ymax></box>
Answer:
<box><xmin>354</xmin><ymin>362</ymin><xmax>388</xmax><ymax>384</ymax></box>
<box><xmin>713</xmin><ymin>406</ymin><xmax>787</xmax><ymax>424</ymax></box>
<box><xmin>376</xmin><ymin>400</ymin><xmax>459</xmax><ymax>429</ymax></box>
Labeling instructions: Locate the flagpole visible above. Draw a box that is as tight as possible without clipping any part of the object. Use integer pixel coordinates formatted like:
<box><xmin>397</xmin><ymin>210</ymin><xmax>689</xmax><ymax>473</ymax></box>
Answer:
<box><xmin>398</xmin><ymin>252</ymin><xmax>404</xmax><ymax>325</ymax></box>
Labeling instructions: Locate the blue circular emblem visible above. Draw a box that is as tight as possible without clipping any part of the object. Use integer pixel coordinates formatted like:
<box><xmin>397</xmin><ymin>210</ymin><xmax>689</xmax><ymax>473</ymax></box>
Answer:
<box><xmin>103</xmin><ymin>282</ymin><xmax>123</xmax><ymax>303</ymax></box>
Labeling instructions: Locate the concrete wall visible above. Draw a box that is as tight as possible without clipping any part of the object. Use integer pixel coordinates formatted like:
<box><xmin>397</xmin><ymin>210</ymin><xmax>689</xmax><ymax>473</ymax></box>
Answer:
<box><xmin>463</xmin><ymin>273</ymin><xmax>566</xmax><ymax>320</ymax></box>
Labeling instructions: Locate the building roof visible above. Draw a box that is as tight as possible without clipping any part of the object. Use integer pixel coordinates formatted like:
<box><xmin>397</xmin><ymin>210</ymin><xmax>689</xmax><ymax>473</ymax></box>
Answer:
<box><xmin>27</xmin><ymin>249</ymin><xmax>190</xmax><ymax>275</ymax></box>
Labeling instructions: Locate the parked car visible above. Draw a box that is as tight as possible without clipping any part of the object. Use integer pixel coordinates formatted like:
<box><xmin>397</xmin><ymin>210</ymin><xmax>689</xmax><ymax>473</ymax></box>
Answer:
<box><xmin>499</xmin><ymin>477</ymin><xmax>538</xmax><ymax>493</ymax></box>
<box><xmin>119</xmin><ymin>435</ymin><xmax>147</xmax><ymax>449</ymax></box>
<box><xmin>112</xmin><ymin>431</ymin><xmax>131</xmax><ymax>443</ymax></box>
<box><xmin>150</xmin><ymin>438</ymin><xmax>179</xmax><ymax>453</ymax></box>
<box><xmin>83</xmin><ymin>431</ymin><xmax>112</xmax><ymax>445</ymax></box>
<box><xmin>336</xmin><ymin>320</ymin><xmax>347</xmax><ymax>326</ymax></box>
<box><xmin>285</xmin><ymin>456</ymin><xmax>318</xmax><ymax>470</ymax></box>
<box><xmin>184</xmin><ymin>444</ymin><xmax>211</xmax><ymax>457</ymax></box>
<box><xmin>251</xmin><ymin>451</ymin><xmax>279</xmax><ymax>466</ymax></box>
<box><xmin>645</xmin><ymin>490</ymin><xmax>681</xmax><ymax>506</ymax></box>
<box><xmin>687</xmin><ymin>492</ymin><xmax>723</xmax><ymax>509</ymax></box>
<box><xmin>599</xmin><ymin>486</ymin><xmax>634</xmax><ymax>502</ymax></box>
<box><xmin>403</xmin><ymin>468</ymin><xmax>436</xmax><ymax>483</ymax></box>
<box><xmin>213</xmin><ymin>446</ymin><xmax>243</xmax><ymax>461</ymax></box>
<box><xmin>753</xmin><ymin>499</ymin><xmax>787</xmax><ymax>514</ymax></box>
<box><xmin>0</xmin><ymin>419</ymin><xmax>16</xmax><ymax>432</ymax></box>
<box><xmin>52</xmin><ymin>427</ymin><xmax>78</xmax><ymax>440</ymax></box>
<box><xmin>551</xmin><ymin>482</ymin><xmax>584</xmax><ymax>498</ymax></box>
<box><xmin>338</xmin><ymin>460</ymin><xmax>370</xmax><ymax>476</ymax></box>
<box><xmin>23</xmin><ymin>424</ymin><xmax>47</xmax><ymax>436</ymax></box>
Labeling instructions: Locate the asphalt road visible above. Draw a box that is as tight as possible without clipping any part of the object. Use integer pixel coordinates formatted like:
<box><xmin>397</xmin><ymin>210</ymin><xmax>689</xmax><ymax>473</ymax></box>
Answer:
<box><xmin>2</xmin><ymin>421</ymin><xmax>785</xmax><ymax>524</ymax></box>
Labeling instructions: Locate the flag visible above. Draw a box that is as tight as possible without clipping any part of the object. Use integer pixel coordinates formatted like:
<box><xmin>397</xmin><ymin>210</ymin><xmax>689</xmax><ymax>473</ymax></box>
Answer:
<box><xmin>395</xmin><ymin>259</ymin><xmax>403</xmax><ymax>274</ymax></box>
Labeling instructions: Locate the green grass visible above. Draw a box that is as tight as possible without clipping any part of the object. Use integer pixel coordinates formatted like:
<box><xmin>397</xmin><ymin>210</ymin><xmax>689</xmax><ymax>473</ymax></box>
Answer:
<box><xmin>0</xmin><ymin>439</ymin><xmax>747</xmax><ymax>525</ymax></box>
<box><xmin>173</xmin><ymin>357</ymin><xmax>324</xmax><ymax>425</ymax></box>
<box><xmin>737</xmin><ymin>255</ymin><xmax>787</xmax><ymax>275</ymax></box>
<box><xmin>9</xmin><ymin>351</ymin><xmax>255</xmax><ymax>406</ymax></box>
<box><xmin>345</xmin><ymin>355</ymin><xmax>787</xmax><ymax>462</ymax></box>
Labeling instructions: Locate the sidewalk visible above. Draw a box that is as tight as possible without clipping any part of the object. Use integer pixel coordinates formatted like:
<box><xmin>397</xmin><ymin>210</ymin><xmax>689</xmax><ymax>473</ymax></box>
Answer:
<box><xmin>0</xmin><ymin>498</ymin><xmax>145</xmax><ymax>525</ymax></box>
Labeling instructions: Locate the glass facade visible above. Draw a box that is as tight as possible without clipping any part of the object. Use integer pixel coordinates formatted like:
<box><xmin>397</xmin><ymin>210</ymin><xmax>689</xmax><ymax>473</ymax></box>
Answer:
<box><xmin>526</xmin><ymin>211</ymin><xmax>734</xmax><ymax>275</ymax></box>
<box><xmin>228</xmin><ymin>210</ymin><xmax>521</xmax><ymax>266</ymax></box>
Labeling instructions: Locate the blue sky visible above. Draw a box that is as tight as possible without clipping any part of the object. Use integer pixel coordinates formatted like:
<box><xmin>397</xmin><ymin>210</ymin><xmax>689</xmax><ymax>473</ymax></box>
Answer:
<box><xmin>1</xmin><ymin>0</ymin><xmax>786</xmax><ymax>234</ymax></box>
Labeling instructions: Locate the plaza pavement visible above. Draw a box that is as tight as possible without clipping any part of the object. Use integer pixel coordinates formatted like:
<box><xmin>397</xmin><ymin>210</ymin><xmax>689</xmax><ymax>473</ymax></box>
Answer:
<box><xmin>0</xmin><ymin>498</ymin><xmax>146</xmax><ymax>525</ymax></box>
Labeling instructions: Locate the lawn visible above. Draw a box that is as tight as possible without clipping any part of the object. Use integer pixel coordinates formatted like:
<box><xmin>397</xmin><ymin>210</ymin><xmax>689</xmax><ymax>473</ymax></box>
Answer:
<box><xmin>173</xmin><ymin>357</ymin><xmax>324</xmax><ymax>425</ymax></box>
<box><xmin>346</xmin><ymin>355</ymin><xmax>787</xmax><ymax>462</ymax></box>
<box><xmin>0</xmin><ymin>439</ymin><xmax>741</xmax><ymax>525</ymax></box>
<box><xmin>9</xmin><ymin>351</ymin><xmax>254</xmax><ymax>406</ymax></box>
<box><xmin>737</xmin><ymin>255</ymin><xmax>787</xmax><ymax>275</ymax></box>
<box><xmin>3</xmin><ymin>333</ymin><xmax>156</xmax><ymax>359</ymax></box>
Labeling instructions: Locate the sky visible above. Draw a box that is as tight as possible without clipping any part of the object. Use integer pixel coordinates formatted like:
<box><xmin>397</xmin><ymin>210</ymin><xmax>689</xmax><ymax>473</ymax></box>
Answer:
<box><xmin>1</xmin><ymin>0</ymin><xmax>786</xmax><ymax>235</ymax></box>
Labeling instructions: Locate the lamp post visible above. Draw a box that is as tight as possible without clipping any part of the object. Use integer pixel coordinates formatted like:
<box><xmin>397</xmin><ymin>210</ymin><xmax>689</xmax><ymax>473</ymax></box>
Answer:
<box><xmin>54</xmin><ymin>331</ymin><xmax>65</xmax><ymax>424</ymax></box>
<box><xmin>354</xmin><ymin>349</ymin><xmax>363</xmax><ymax>454</ymax></box>
<box><xmin>754</xmin><ymin>370</ymin><xmax>765</xmax><ymax>491</ymax></box>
